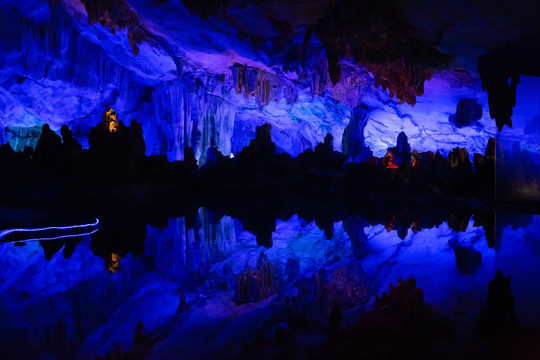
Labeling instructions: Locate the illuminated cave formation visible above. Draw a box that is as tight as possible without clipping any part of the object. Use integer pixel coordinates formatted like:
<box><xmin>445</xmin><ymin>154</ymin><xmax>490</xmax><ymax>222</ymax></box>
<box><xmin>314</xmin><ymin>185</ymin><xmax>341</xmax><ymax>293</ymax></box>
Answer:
<box><xmin>5</xmin><ymin>0</ymin><xmax>540</xmax><ymax>165</ymax></box>
<box><xmin>2</xmin><ymin>0</ymin><xmax>540</xmax><ymax>202</ymax></box>
<box><xmin>2</xmin><ymin>1</ymin><xmax>540</xmax><ymax>359</ymax></box>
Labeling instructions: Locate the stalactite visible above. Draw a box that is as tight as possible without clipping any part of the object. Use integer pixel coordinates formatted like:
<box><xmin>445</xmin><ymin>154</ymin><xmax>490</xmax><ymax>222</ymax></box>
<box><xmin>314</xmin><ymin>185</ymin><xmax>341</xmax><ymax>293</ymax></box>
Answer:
<box><xmin>81</xmin><ymin>0</ymin><xmax>120</xmax><ymax>28</ymax></box>
<box><xmin>148</xmin><ymin>75</ymin><xmax>236</xmax><ymax>164</ymax></box>
<box><xmin>148</xmin><ymin>79</ymin><xmax>187</xmax><ymax>161</ymax></box>
<box><xmin>277</xmin><ymin>37</ymin><xmax>330</xmax><ymax>100</ymax></box>
<box><xmin>233</xmin><ymin>64</ymin><xmax>245</xmax><ymax>95</ymax></box>
<box><xmin>7</xmin><ymin>2</ymin><xmax>358</xmax><ymax>166</ymax></box>
<box><xmin>181</xmin><ymin>0</ymin><xmax>231</xmax><ymax>20</ymax></box>
<box><xmin>18</xmin><ymin>8</ymin><xmax>146</xmax><ymax>91</ymax></box>
<box><xmin>478</xmin><ymin>32</ymin><xmax>540</xmax><ymax>131</ymax></box>
<box><xmin>233</xmin><ymin>63</ymin><xmax>299</xmax><ymax>107</ymax></box>
<box><xmin>326</xmin><ymin>44</ymin><xmax>341</xmax><ymax>85</ymax></box>
<box><xmin>196</xmin><ymin>93</ymin><xmax>236</xmax><ymax>164</ymax></box>
<box><xmin>309</xmin><ymin>52</ymin><xmax>329</xmax><ymax>97</ymax></box>
<box><xmin>277</xmin><ymin>39</ymin><xmax>370</xmax><ymax>106</ymax></box>
<box><xmin>81</xmin><ymin>0</ymin><xmax>147</xmax><ymax>55</ymax></box>
<box><xmin>451</xmin><ymin>99</ymin><xmax>483</xmax><ymax>128</ymax></box>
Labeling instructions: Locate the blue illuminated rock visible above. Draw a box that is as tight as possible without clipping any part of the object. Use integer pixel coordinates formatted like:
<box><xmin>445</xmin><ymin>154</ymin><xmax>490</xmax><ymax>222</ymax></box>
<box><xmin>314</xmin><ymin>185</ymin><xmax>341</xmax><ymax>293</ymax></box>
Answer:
<box><xmin>342</xmin><ymin>104</ymin><xmax>373</xmax><ymax>162</ymax></box>
<box><xmin>1</xmin><ymin>126</ymin><xmax>42</xmax><ymax>152</ymax></box>
<box><xmin>0</xmin><ymin>0</ymin><xmax>504</xmax><ymax>168</ymax></box>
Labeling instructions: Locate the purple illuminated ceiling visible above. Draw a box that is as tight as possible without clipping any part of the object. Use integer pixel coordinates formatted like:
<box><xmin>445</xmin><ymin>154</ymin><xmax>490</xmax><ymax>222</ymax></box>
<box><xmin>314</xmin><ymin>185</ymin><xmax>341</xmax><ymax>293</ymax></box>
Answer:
<box><xmin>1</xmin><ymin>0</ymin><xmax>540</xmax><ymax>162</ymax></box>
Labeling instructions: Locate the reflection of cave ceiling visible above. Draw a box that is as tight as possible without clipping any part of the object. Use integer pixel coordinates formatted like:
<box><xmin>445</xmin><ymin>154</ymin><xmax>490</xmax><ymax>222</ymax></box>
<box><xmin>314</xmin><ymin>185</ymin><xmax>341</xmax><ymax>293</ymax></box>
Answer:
<box><xmin>1</xmin><ymin>0</ymin><xmax>540</xmax><ymax>161</ymax></box>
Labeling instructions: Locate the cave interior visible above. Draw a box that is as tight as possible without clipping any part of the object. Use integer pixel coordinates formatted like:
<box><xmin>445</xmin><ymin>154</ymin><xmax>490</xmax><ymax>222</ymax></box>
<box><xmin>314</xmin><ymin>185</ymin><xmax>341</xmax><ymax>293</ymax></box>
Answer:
<box><xmin>1</xmin><ymin>0</ymin><xmax>540</xmax><ymax>359</ymax></box>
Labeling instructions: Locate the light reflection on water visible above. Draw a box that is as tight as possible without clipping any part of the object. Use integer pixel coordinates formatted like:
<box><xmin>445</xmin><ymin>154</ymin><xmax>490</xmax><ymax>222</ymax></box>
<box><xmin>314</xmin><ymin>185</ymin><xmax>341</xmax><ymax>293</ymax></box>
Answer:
<box><xmin>0</xmin><ymin>209</ymin><xmax>539</xmax><ymax>359</ymax></box>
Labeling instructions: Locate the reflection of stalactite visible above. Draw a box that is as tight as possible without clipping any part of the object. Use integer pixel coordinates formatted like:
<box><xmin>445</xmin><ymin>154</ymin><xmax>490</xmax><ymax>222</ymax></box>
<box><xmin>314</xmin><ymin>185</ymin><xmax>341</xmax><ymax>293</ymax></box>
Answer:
<box><xmin>478</xmin><ymin>269</ymin><xmax>517</xmax><ymax>337</ymax></box>
<box><xmin>234</xmin><ymin>252</ymin><xmax>275</xmax><ymax>304</ymax></box>
<box><xmin>448</xmin><ymin>238</ymin><xmax>481</xmax><ymax>275</ymax></box>
<box><xmin>196</xmin><ymin>208</ymin><xmax>237</xmax><ymax>268</ymax></box>
<box><xmin>95</xmin><ymin>320</ymin><xmax>152</xmax><ymax>359</ymax></box>
<box><xmin>343</xmin><ymin>217</ymin><xmax>369</xmax><ymax>256</ymax></box>
<box><xmin>447</xmin><ymin>209</ymin><xmax>472</xmax><ymax>233</ymax></box>
<box><xmin>256</xmin><ymin>233</ymin><xmax>273</xmax><ymax>249</ymax></box>
<box><xmin>327</xmin><ymin>303</ymin><xmax>342</xmax><ymax>347</ymax></box>
<box><xmin>145</xmin><ymin>218</ymin><xmax>188</xmax><ymax>280</ymax></box>
<box><xmin>145</xmin><ymin>211</ymin><xmax>236</xmax><ymax>281</ymax></box>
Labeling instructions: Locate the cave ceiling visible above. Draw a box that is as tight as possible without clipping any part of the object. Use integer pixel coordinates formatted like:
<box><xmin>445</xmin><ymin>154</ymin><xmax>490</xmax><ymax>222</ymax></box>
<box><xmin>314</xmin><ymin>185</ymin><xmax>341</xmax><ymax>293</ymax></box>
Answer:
<box><xmin>77</xmin><ymin>0</ymin><xmax>540</xmax><ymax>129</ymax></box>
<box><xmin>1</xmin><ymin>0</ymin><xmax>540</xmax><ymax>160</ymax></box>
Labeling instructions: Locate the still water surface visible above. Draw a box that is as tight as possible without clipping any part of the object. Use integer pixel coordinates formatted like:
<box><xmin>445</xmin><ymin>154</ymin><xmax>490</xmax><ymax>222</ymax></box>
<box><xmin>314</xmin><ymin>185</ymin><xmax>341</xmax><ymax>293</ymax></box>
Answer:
<box><xmin>1</xmin><ymin>208</ymin><xmax>539</xmax><ymax>359</ymax></box>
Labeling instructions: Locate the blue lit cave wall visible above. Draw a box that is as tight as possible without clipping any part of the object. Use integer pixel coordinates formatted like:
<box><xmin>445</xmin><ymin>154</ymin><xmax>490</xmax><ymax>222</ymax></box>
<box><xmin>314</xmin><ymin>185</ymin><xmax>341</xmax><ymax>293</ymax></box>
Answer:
<box><xmin>0</xmin><ymin>0</ymin><xmax>508</xmax><ymax>165</ymax></box>
<box><xmin>497</xmin><ymin>77</ymin><xmax>540</xmax><ymax>156</ymax></box>
<box><xmin>496</xmin><ymin>76</ymin><xmax>540</xmax><ymax>201</ymax></box>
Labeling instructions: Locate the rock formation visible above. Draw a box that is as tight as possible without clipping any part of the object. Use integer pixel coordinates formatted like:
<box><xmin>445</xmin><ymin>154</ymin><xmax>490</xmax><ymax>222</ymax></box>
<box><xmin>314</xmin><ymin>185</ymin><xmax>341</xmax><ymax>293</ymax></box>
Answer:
<box><xmin>451</xmin><ymin>99</ymin><xmax>483</xmax><ymax>128</ymax></box>
<box><xmin>478</xmin><ymin>269</ymin><xmax>517</xmax><ymax>337</ymax></box>
<box><xmin>341</xmin><ymin>104</ymin><xmax>372</xmax><ymax>161</ymax></box>
<box><xmin>234</xmin><ymin>252</ymin><xmax>276</xmax><ymax>304</ymax></box>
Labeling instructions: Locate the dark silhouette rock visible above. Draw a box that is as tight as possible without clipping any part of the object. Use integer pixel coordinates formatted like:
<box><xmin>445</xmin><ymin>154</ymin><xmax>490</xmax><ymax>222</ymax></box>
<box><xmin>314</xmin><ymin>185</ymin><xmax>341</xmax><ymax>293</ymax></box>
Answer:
<box><xmin>478</xmin><ymin>31</ymin><xmax>540</xmax><ymax>130</ymax></box>
<box><xmin>449</xmin><ymin>238</ymin><xmax>482</xmax><ymax>274</ymax></box>
<box><xmin>60</xmin><ymin>124</ymin><xmax>83</xmax><ymax>166</ymax></box>
<box><xmin>327</xmin><ymin>303</ymin><xmax>342</xmax><ymax>347</ymax></box>
<box><xmin>370</xmin><ymin>276</ymin><xmax>429</xmax><ymax>327</ymax></box>
<box><xmin>183</xmin><ymin>146</ymin><xmax>198</xmax><ymax>169</ymax></box>
<box><xmin>88</xmin><ymin>109</ymin><xmax>146</xmax><ymax>181</ymax></box>
<box><xmin>451</xmin><ymin>98</ymin><xmax>482</xmax><ymax>128</ymax></box>
<box><xmin>0</xmin><ymin>113</ymin><xmax>506</xmax><ymax>206</ymax></box>
<box><xmin>132</xmin><ymin>321</ymin><xmax>151</xmax><ymax>354</ymax></box>
<box><xmin>256</xmin><ymin>232</ymin><xmax>273</xmax><ymax>249</ymax></box>
<box><xmin>396</xmin><ymin>131</ymin><xmax>411</xmax><ymax>165</ymax></box>
<box><xmin>33</xmin><ymin>124</ymin><xmax>62</xmax><ymax>166</ymax></box>
<box><xmin>0</xmin><ymin>142</ymin><xmax>16</xmax><ymax>166</ymax></box>
<box><xmin>204</xmin><ymin>146</ymin><xmax>227</xmax><ymax>168</ymax></box>
<box><xmin>342</xmin><ymin>104</ymin><xmax>372</xmax><ymax>161</ymax></box>
<box><xmin>325</xmin><ymin>265</ymin><xmax>370</xmax><ymax>310</ymax></box>
<box><xmin>95</xmin><ymin>320</ymin><xmax>152</xmax><ymax>360</ymax></box>
<box><xmin>234</xmin><ymin>123</ymin><xmax>276</xmax><ymax>177</ymax></box>
<box><xmin>478</xmin><ymin>269</ymin><xmax>517</xmax><ymax>337</ymax></box>
<box><xmin>343</xmin><ymin>216</ymin><xmax>369</xmax><ymax>257</ymax></box>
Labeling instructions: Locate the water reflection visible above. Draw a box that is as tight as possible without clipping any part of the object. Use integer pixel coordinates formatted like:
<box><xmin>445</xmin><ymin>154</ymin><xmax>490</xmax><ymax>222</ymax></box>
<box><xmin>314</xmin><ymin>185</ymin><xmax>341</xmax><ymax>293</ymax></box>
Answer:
<box><xmin>0</xmin><ymin>206</ymin><xmax>539</xmax><ymax>359</ymax></box>
<box><xmin>0</xmin><ymin>218</ymin><xmax>100</xmax><ymax>260</ymax></box>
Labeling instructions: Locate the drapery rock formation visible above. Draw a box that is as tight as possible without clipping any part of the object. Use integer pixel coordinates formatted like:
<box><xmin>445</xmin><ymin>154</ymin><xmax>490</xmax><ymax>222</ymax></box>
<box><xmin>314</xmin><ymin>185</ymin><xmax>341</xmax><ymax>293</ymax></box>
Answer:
<box><xmin>5</xmin><ymin>0</ymin><xmax>536</xmax><ymax>169</ymax></box>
